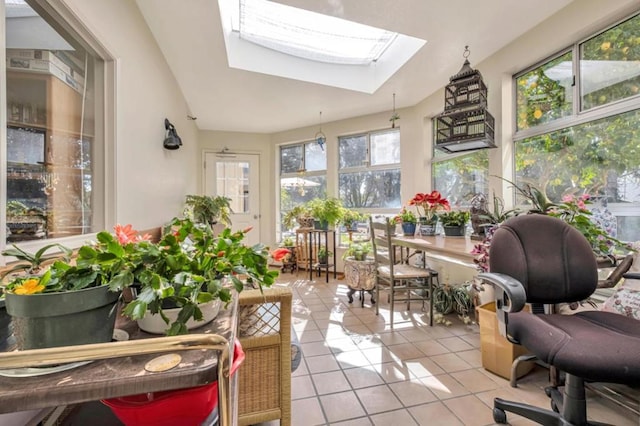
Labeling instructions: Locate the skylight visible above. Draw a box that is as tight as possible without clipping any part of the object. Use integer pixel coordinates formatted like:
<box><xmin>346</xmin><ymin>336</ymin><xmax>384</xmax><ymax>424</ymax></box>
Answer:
<box><xmin>235</xmin><ymin>0</ymin><xmax>397</xmax><ymax>65</ymax></box>
<box><xmin>218</xmin><ymin>0</ymin><xmax>426</xmax><ymax>93</ymax></box>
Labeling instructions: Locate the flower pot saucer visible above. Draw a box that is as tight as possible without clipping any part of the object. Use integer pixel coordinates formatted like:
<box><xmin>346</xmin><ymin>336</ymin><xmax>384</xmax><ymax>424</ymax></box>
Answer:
<box><xmin>0</xmin><ymin>360</ymin><xmax>92</xmax><ymax>377</ymax></box>
<box><xmin>0</xmin><ymin>328</ymin><xmax>128</xmax><ymax>377</ymax></box>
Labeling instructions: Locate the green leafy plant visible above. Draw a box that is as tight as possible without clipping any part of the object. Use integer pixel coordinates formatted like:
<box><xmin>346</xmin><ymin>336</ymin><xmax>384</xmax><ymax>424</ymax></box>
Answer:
<box><xmin>394</xmin><ymin>207</ymin><xmax>417</xmax><ymax>224</ymax></box>
<box><xmin>480</xmin><ymin>194</ymin><xmax>520</xmax><ymax>225</ymax></box>
<box><xmin>1</xmin><ymin>243</ymin><xmax>73</xmax><ymax>277</ymax></box>
<box><xmin>281</xmin><ymin>236</ymin><xmax>295</xmax><ymax>247</ymax></box>
<box><xmin>308</xmin><ymin>197</ymin><xmax>344</xmax><ymax>227</ymax></box>
<box><xmin>341</xmin><ymin>209</ymin><xmax>365</xmax><ymax>230</ymax></box>
<box><xmin>2</xmin><ymin>219</ymin><xmax>278</xmax><ymax>335</ymax></box>
<box><xmin>342</xmin><ymin>241</ymin><xmax>371</xmax><ymax>261</ymax></box>
<box><xmin>439</xmin><ymin>210</ymin><xmax>470</xmax><ymax>226</ymax></box>
<box><xmin>317</xmin><ymin>246</ymin><xmax>332</xmax><ymax>258</ymax></box>
<box><xmin>282</xmin><ymin>204</ymin><xmax>313</xmax><ymax>229</ymax></box>
<box><xmin>184</xmin><ymin>195</ymin><xmax>232</xmax><ymax>226</ymax></box>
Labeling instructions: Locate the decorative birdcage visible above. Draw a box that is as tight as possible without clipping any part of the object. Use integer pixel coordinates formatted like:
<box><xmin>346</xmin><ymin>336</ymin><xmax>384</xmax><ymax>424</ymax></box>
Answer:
<box><xmin>435</xmin><ymin>107</ymin><xmax>495</xmax><ymax>153</ymax></box>
<box><xmin>435</xmin><ymin>46</ymin><xmax>496</xmax><ymax>153</ymax></box>
<box><xmin>444</xmin><ymin>60</ymin><xmax>488</xmax><ymax>111</ymax></box>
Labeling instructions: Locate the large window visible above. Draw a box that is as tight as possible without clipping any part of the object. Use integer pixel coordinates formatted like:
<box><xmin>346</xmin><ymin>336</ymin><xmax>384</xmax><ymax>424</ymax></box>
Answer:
<box><xmin>432</xmin><ymin>149</ymin><xmax>489</xmax><ymax>208</ymax></box>
<box><xmin>514</xmin><ymin>12</ymin><xmax>640</xmax><ymax>242</ymax></box>
<box><xmin>279</xmin><ymin>141</ymin><xmax>326</xmax><ymax>235</ymax></box>
<box><xmin>338</xmin><ymin>129</ymin><xmax>401</xmax><ymax>210</ymax></box>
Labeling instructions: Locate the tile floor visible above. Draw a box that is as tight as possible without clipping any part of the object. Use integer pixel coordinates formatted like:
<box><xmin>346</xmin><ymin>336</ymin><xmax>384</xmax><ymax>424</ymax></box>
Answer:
<box><xmin>258</xmin><ymin>275</ymin><xmax>639</xmax><ymax>426</ymax></box>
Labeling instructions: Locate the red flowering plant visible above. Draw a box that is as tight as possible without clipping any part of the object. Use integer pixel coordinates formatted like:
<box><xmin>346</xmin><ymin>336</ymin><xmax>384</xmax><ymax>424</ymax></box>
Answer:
<box><xmin>409</xmin><ymin>191</ymin><xmax>451</xmax><ymax>223</ymax></box>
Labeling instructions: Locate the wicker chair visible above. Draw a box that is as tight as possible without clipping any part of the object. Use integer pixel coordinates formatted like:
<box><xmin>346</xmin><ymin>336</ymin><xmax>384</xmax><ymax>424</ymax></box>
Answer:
<box><xmin>237</xmin><ymin>287</ymin><xmax>292</xmax><ymax>426</ymax></box>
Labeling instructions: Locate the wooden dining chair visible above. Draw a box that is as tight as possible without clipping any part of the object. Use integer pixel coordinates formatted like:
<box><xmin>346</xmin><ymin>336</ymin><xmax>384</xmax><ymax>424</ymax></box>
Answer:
<box><xmin>369</xmin><ymin>217</ymin><xmax>436</xmax><ymax>327</ymax></box>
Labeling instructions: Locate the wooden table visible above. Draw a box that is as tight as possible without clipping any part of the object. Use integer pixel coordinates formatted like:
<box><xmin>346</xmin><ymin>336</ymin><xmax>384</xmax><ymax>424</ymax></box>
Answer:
<box><xmin>0</xmin><ymin>298</ymin><xmax>239</xmax><ymax>425</ymax></box>
<box><xmin>391</xmin><ymin>234</ymin><xmax>477</xmax><ymax>268</ymax></box>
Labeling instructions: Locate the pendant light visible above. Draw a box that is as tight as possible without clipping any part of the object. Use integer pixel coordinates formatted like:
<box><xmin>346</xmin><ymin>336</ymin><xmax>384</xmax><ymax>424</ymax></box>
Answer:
<box><xmin>389</xmin><ymin>93</ymin><xmax>400</xmax><ymax>128</ymax></box>
<box><xmin>314</xmin><ymin>111</ymin><xmax>326</xmax><ymax>151</ymax></box>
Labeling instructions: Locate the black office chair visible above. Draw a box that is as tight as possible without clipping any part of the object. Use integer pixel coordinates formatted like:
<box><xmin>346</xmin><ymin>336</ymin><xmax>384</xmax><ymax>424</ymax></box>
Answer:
<box><xmin>479</xmin><ymin>214</ymin><xmax>640</xmax><ymax>425</ymax></box>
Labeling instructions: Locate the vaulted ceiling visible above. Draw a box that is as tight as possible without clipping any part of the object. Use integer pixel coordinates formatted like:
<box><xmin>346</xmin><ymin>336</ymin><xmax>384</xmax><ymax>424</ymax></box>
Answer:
<box><xmin>136</xmin><ymin>0</ymin><xmax>575</xmax><ymax>133</ymax></box>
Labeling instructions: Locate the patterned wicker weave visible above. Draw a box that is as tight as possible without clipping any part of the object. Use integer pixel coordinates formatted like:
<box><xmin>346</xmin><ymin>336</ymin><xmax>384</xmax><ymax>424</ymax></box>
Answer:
<box><xmin>237</xmin><ymin>287</ymin><xmax>292</xmax><ymax>426</ymax></box>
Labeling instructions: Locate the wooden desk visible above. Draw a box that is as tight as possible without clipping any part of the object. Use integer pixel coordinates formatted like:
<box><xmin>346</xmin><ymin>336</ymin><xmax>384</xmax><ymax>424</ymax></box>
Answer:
<box><xmin>391</xmin><ymin>234</ymin><xmax>476</xmax><ymax>268</ymax></box>
<box><xmin>0</xmin><ymin>299</ymin><xmax>239</xmax><ymax>425</ymax></box>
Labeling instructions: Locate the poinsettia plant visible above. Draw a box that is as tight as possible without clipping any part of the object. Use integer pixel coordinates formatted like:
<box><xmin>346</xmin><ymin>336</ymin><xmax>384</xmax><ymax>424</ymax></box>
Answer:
<box><xmin>409</xmin><ymin>191</ymin><xmax>451</xmax><ymax>222</ymax></box>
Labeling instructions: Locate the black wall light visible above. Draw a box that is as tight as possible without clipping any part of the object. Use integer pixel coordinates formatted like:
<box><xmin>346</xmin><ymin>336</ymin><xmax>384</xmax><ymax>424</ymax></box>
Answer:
<box><xmin>163</xmin><ymin>118</ymin><xmax>182</xmax><ymax>150</ymax></box>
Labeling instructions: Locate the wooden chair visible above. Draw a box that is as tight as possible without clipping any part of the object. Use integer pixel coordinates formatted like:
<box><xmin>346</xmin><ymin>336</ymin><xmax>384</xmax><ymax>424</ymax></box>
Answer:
<box><xmin>369</xmin><ymin>217</ymin><xmax>436</xmax><ymax>327</ymax></box>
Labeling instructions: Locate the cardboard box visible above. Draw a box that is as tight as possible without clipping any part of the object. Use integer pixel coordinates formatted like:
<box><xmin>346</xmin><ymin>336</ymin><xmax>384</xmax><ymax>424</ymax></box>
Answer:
<box><xmin>477</xmin><ymin>302</ymin><xmax>534</xmax><ymax>380</ymax></box>
<box><xmin>7</xmin><ymin>49</ymin><xmax>72</xmax><ymax>75</ymax></box>
<box><xmin>7</xmin><ymin>57</ymin><xmax>84</xmax><ymax>94</ymax></box>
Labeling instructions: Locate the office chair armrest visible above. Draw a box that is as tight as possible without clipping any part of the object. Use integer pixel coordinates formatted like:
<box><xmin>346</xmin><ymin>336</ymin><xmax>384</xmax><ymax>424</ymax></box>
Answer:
<box><xmin>478</xmin><ymin>272</ymin><xmax>527</xmax><ymax>340</ymax></box>
<box><xmin>478</xmin><ymin>272</ymin><xmax>527</xmax><ymax>313</ymax></box>
<box><xmin>622</xmin><ymin>272</ymin><xmax>640</xmax><ymax>280</ymax></box>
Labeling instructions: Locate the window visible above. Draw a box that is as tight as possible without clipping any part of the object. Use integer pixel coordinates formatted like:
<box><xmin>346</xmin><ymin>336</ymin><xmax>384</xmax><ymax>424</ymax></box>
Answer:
<box><xmin>4</xmin><ymin>0</ymin><xmax>108</xmax><ymax>246</ymax></box>
<box><xmin>432</xmin><ymin>150</ymin><xmax>489</xmax><ymax>208</ymax></box>
<box><xmin>279</xmin><ymin>141</ymin><xmax>327</xmax><ymax>234</ymax></box>
<box><xmin>514</xmin><ymin>12</ymin><xmax>640</xmax><ymax>242</ymax></box>
<box><xmin>338</xmin><ymin>129</ymin><xmax>401</xmax><ymax>210</ymax></box>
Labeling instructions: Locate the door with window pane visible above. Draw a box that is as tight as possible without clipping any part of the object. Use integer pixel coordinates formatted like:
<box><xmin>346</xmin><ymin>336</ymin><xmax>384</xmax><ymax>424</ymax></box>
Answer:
<box><xmin>204</xmin><ymin>152</ymin><xmax>260</xmax><ymax>246</ymax></box>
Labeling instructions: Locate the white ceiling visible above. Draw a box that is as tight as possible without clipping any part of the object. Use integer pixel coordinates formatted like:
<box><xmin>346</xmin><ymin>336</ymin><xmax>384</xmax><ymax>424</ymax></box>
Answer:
<box><xmin>135</xmin><ymin>0</ymin><xmax>574</xmax><ymax>134</ymax></box>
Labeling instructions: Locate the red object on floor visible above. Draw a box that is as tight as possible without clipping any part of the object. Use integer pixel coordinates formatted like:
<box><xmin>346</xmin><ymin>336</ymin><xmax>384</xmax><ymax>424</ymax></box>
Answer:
<box><xmin>102</xmin><ymin>339</ymin><xmax>245</xmax><ymax>426</ymax></box>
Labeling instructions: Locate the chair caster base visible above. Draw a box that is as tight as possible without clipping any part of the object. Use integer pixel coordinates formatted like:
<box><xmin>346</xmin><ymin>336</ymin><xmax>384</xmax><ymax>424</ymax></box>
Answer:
<box><xmin>493</xmin><ymin>407</ymin><xmax>507</xmax><ymax>424</ymax></box>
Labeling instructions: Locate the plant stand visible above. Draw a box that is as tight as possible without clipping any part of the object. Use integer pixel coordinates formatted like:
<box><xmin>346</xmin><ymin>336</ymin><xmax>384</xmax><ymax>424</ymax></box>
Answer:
<box><xmin>344</xmin><ymin>257</ymin><xmax>376</xmax><ymax>307</ymax></box>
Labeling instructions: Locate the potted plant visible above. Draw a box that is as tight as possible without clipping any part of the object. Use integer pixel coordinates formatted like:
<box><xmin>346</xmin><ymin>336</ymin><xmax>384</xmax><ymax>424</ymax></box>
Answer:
<box><xmin>342</xmin><ymin>241</ymin><xmax>371</xmax><ymax>261</ymax></box>
<box><xmin>1</xmin><ymin>241</ymin><xmax>121</xmax><ymax>350</ymax></box>
<box><xmin>341</xmin><ymin>209</ymin><xmax>364</xmax><ymax>232</ymax></box>
<box><xmin>394</xmin><ymin>207</ymin><xmax>417</xmax><ymax>236</ymax></box>
<box><xmin>281</xmin><ymin>236</ymin><xmax>295</xmax><ymax>247</ymax></box>
<box><xmin>1</xmin><ymin>218</ymin><xmax>279</xmax><ymax>346</ymax></box>
<box><xmin>308</xmin><ymin>197</ymin><xmax>344</xmax><ymax>230</ymax></box>
<box><xmin>282</xmin><ymin>204</ymin><xmax>314</xmax><ymax>230</ymax></box>
<box><xmin>439</xmin><ymin>210</ymin><xmax>470</xmax><ymax>236</ymax></box>
<box><xmin>409</xmin><ymin>191</ymin><xmax>450</xmax><ymax>236</ymax></box>
<box><xmin>317</xmin><ymin>246</ymin><xmax>332</xmax><ymax>264</ymax></box>
<box><xmin>184</xmin><ymin>195</ymin><xmax>232</xmax><ymax>226</ymax></box>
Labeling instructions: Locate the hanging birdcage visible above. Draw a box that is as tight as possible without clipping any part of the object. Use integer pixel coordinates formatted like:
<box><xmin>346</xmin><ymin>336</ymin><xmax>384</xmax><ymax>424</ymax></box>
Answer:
<box><xmin>435</xmin><ymin>46</ymin><xmax>496</xmax><ymax>153</ymax></box>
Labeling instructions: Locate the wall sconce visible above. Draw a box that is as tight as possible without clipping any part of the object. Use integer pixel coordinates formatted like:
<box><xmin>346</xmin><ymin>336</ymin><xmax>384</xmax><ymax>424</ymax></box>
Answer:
<box><xmin>163</xmin><ymin>118</ymin><xmax>182</xmax><ymax>150</ymax></box>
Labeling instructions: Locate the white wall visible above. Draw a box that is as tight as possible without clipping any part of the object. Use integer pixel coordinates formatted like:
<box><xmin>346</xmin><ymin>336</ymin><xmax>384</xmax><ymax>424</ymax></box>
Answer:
<box><xmin>63</xmin><ymin>0</ymin><xmax>199</xmax><ymax>229</ymax></box>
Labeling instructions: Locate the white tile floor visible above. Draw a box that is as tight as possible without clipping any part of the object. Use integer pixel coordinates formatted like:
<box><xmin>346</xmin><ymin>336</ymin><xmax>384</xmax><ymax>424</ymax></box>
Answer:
<box><xmin>255</xmin><ymin>274</ymin><xmax>639</xmax><ymax>426</ymax></box>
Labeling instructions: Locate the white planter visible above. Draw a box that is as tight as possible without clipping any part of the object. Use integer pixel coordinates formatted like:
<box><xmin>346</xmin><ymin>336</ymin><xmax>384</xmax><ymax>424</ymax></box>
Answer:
<box><xmin>137</xmin><ymin>300</ymin><xmax>222</xmax><ymax>335</ymax></box>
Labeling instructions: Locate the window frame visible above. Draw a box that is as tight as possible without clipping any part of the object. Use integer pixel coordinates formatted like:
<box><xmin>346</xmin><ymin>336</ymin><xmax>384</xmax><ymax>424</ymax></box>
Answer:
<box><xmin>512</xmin><ymin>11</ymin><xmax>640</xmax><ymax>242</ymax></box>
<box><xmin>1</xmin><ymin>0</ymin><xmax>116</xmax><ymax>261</ymax></box>
<box><xmin>337</xmin><ymin>128</ymin><xmax>401</xmax><ymax>213</ymax></box>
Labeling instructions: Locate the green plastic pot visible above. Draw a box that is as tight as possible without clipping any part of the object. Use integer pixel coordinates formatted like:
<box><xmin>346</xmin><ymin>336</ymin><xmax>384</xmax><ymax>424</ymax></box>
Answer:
<box><xmin>5</xmin><ymin>286</ymin><xmax>120</xmax><ymax>350</ymax></box>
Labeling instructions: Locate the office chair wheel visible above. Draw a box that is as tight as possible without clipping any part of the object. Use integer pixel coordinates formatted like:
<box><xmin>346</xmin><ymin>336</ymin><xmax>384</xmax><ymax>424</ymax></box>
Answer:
<box><xmin>493</xmin><ymin>408</ymin><xmax>507</xmax><ymax>424</ymax></box>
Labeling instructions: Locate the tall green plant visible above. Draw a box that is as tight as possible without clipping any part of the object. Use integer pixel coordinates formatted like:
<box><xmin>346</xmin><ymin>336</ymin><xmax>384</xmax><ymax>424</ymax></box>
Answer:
<box><xmin>184</xmin><ymin>195</ymin><xmax>232</xmax><ymax>226</ymax></box>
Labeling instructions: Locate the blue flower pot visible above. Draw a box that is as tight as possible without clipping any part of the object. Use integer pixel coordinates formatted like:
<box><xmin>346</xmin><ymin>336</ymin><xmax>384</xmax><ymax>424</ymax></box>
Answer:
<box><xmin>401</xmin><ymin>222</ymin><xmax>416</xmax><ymax>236</ymax></box>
